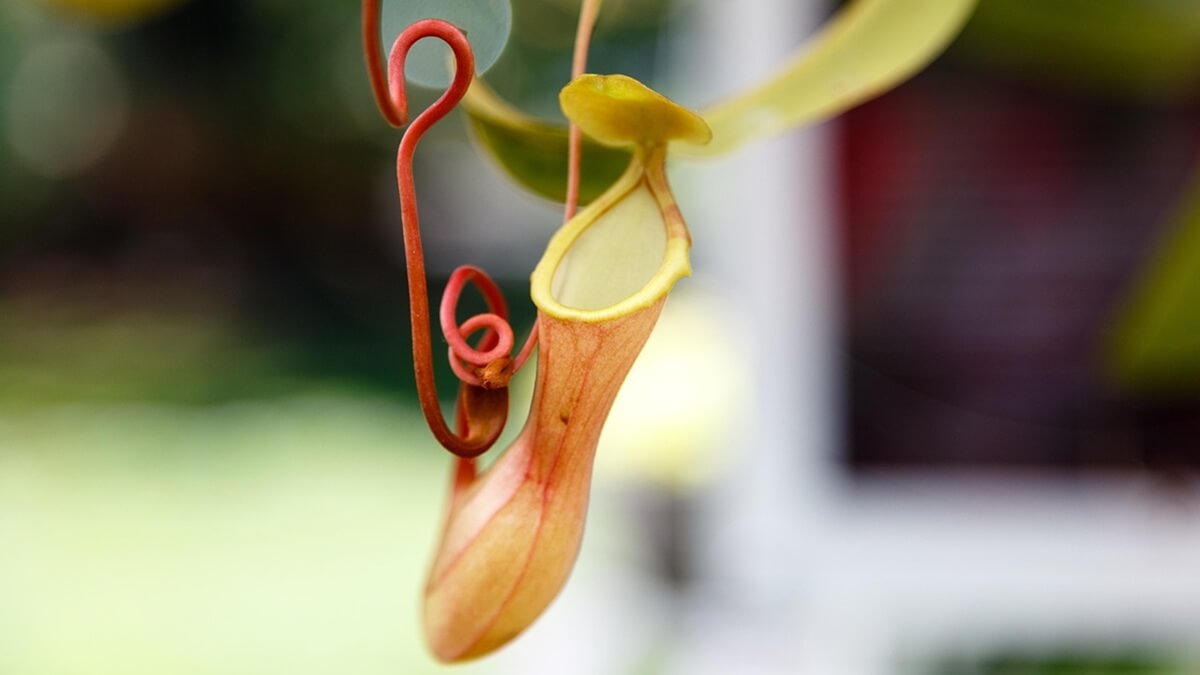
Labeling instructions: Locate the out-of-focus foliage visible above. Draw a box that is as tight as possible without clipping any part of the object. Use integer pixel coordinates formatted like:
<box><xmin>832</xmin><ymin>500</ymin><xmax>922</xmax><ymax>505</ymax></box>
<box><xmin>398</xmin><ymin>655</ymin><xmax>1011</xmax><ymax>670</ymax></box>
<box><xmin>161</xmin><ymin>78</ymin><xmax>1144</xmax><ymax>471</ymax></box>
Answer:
<box><xmin>1110</xmin><ymin>167</ymin><xmax>1200</xmax><ymax>393</ymax></box>
<box><xmin>0</xmin><ymin>0</ymin><xmax>433</xmax><ymax>407</ymax></box>
<box><xmin>928</xmin><ymin>647</ymin><xmax>1191</xmax><ymax>675</ymax></box>
<box><xmin>7</xmin><ymin>36</ymin><xmax>129</xmax><ymax>179</ymax></box>
<box><xmin>36</xmin><ymin>0</ymin><xmax>185</xmax><ymax>25</ymax></box>
<box><xmin>464</xmin><ymin>79</ymin><xmax>631</xmax><ymax>204</ymax></box>
<box><xmin>682</xmin><ymin>0</ymin><xmax>978</xmax><ymax>158</ymax></box>
<box><xmin>0</xmin><ymin>2</ymin><xmax>47</xmax><ymax>235</ymax></box>
<box><xmin>0</xmin><ymin>301</ymin><xmax>296</xmax><ymax>407</ymax></box>
<box><xmin>462</xmin><ymin>0</ymin><xmax>977</xmax><ymax>201</ymax></box>
<box><xmin>955</xmin><ymin>0</ymin><xmax>1200</xmax><ymax>100</ymax></box>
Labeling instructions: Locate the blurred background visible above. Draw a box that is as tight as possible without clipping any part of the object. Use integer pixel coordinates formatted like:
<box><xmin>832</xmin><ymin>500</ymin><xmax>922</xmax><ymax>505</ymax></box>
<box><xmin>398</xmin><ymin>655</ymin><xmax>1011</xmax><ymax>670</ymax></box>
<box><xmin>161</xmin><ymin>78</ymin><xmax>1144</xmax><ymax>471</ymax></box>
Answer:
<box><xmin>2</xmin><ymin>0</ymin><xmax>1200</xmax><ymax>673</ymax></box>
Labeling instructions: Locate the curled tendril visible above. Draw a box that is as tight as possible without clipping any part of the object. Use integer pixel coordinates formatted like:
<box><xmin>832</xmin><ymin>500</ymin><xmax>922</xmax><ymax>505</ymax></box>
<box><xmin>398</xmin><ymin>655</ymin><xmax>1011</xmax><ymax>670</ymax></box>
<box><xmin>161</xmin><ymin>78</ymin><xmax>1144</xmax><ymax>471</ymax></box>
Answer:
<box><xmin>361</xmin><ymin>2</ymin><xmax>538</xmax><ymax>458</ymax></box>
<box><xmin>440</xmin><ymin>266</ymin><xmax>512</xmax><ymax>388</ymax></box>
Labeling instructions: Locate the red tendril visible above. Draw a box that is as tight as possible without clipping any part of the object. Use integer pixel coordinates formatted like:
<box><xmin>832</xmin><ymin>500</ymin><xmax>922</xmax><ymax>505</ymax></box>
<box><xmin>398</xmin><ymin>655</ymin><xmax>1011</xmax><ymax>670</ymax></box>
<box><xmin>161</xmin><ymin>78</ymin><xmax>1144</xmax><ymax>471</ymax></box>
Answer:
<box><xmin>440</xmin><ymin>266</ymin><xmax>513</xmax><ymax>387</ymax></box>
<box><xmin>362</xmin><ymin>2</ymin><xmax>537</xmax><ymax>458</ymax></box>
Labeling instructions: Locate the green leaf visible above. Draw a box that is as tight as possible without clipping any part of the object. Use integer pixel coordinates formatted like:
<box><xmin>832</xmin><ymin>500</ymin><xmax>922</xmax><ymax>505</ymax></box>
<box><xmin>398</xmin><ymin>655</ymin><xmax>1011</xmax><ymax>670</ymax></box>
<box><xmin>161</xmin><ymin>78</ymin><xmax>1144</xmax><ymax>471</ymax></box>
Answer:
<box><xmin>462</xmin><ymin>79</ymin><xmax>632</xmax><ymax>205</ymax></box>
<box><xmin>1109</xmin><ymin>166</ymin><xmax>1200</xmax><ymax>392</ymax></box>
<box><xmin>461</xmin><ymin>0</ymin><xmax>977</xmax><ymax>197</ymax></box>
<box><xmin>681</xmin><ymin>0</ymin><xmax>978</xmax><ymax>158</ymax></box>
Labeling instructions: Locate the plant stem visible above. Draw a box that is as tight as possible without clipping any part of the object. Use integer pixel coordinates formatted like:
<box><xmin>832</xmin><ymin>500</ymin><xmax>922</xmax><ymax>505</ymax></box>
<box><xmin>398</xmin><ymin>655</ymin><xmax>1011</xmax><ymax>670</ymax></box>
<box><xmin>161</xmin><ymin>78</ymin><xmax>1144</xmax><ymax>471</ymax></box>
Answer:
<box><xmin>564</xmin><ymin>0</ymin><xmax>604</xmax><ymax>222</ymax></box>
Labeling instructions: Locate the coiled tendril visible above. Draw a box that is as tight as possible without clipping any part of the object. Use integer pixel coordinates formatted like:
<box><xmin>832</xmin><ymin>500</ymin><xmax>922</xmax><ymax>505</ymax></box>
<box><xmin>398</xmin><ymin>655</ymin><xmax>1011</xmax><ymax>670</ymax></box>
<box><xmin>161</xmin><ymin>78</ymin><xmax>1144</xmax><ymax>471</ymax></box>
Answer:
<box><xmin>362</xmin><ymin>2</ymin><xmax>537</xmax><ymax>458</ymax></box>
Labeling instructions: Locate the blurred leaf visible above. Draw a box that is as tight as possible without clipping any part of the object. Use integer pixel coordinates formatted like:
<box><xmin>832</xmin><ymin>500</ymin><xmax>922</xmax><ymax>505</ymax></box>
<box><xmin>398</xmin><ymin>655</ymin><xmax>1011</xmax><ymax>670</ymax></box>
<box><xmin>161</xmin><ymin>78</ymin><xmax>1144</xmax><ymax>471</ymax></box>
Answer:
<box><xmin>462</xmin><ymin>0</ymin><xmax>976</xmax><ymax>199</ymax></box>
<box><xmin>462</xmin><ymin>78</ymin><xmax>632</xmax><ymax>204</ymax></box>
<box><xmin>956</xmin><ymin>0</ymin><xmax>1200</xmax><ymax>100</ymax></box>
<box><xmin>681</xmin><ymin>0</ymin><xmax>978</xmax><ymax>157</ymax></box>
<box><xmin>1109</xmin><ymin>165</ymin><xmax>1200</xmax><ymax>392</ymax></box>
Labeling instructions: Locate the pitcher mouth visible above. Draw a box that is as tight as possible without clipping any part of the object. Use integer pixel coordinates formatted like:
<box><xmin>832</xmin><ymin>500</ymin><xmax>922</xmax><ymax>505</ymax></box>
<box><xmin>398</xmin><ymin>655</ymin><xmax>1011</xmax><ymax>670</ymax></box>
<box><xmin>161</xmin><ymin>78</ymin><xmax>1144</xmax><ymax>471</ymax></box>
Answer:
<box><xmin>530</xmin><ymin>149</ymin><xmax>692</xmax><ymax>324</ymax></box>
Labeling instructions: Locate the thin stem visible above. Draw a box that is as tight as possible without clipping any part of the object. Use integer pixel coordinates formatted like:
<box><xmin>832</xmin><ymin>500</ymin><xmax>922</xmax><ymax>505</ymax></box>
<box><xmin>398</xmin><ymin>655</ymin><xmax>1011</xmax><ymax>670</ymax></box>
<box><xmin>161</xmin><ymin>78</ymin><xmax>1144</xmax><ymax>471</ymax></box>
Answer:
<box><xmin>564</xmin><ymin>0</ymin><xmax>604</xmax><ymax>222</ymax></box>
<box><xmin>503</xmin><ymin>0</ymin><xmax>604</xmax><ymax>376</ymax></box>
<box><xmin>393</xmin><ymin>21</ymin><xmax>491</xmax><ymax>455</ymax></box>
<box><xmin>510</xmin><ymin>322</ymin><xmax>539</xmax><ymax>373</ymax></box>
